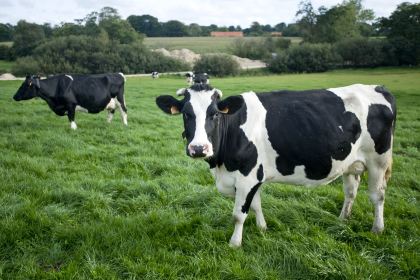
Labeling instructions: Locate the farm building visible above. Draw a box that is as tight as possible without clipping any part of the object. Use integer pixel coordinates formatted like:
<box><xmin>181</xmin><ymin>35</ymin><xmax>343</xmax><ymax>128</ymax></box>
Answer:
<box><xmin>271</xmin><ymin>32</ymin><xmax>283</xmax><ymax>37</ymax></box>
<box><xmin>210</xmin><ymin>31</ymin><xmax>243</xmax><ymax>37</ymax></box>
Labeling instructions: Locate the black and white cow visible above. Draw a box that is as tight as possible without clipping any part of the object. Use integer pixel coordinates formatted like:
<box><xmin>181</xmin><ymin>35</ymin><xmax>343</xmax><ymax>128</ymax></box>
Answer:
<box><xmin>152</xmin><ymin>71</ymin><xmax>160</xmax><ymax>79</ymax></box>
<box><xmin>185</xmin><ymin>72</ymin><xmax>194</xmax><ymax>85</ymax></box>
<box><xmin>13</xmin><ymin>73</ymin><xmax>127</xmax><ymax>129</ymax></box>
<box><xmin>156</xmin><ymin>83</ymin><xmax>396</xmax><ymax>247</ymax></box>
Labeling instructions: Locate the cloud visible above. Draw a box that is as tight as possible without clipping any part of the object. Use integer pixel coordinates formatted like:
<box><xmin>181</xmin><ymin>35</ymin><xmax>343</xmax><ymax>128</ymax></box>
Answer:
<box><xmin>0</xmin><ymin>0</ymin><xmax>403</xmax><ymax>26</ymax></box>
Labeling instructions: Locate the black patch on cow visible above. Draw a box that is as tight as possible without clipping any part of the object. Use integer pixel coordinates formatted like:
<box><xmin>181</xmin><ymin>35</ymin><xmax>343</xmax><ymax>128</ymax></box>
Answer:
<box><xmin>241</xmin><ymin>183</ymin><xmax>262</xmax><ymax>214</ymax></box>
<box><xmin>257</xmin><ymin>164</ymin><xmax>264</xmax><ymax>182</ymax></box>
<box><xmin>367</xmin><ymin>104</ymin><xmax>394</xmax><ymax>154</ymax></box>
<box><xmin>190</xmin><ymin>83</ymin><xmax>213</xmax><ymax>92</ymax></box>
<box><xmin>211</xmin><ymin>98</ymin><xmax>258</xmax><ymax>177</ymax></box>
<box><xmin>375</xmin><ymin>86</ymin><xmax>397</xmax><ymax>132</ymax></box>
<box><xmin>258</xmin><ymin>90</ymin><xmax>361</xmax><ymax>180</ymax></box>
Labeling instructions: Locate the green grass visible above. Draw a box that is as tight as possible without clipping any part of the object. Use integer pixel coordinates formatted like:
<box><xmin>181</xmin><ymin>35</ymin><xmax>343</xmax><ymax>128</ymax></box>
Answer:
<box><xmin>0</xmin><ymin>67</ymin><xmax>419</xmax><ymax>279</ymax></box>
<box><xmin>0</xmin><ymin>60</ymin><xmax>15</xmax><ymax>74</ymax></box>
<box><xmin>144</xmin><ymin>36</ymin><xmax>302</xmax><ymax>54</ymax></box>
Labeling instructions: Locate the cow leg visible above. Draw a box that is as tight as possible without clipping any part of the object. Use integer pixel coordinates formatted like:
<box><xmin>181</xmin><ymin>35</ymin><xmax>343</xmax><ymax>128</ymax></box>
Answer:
<box><xmin>367</xmin><ymin>164</ymin><xmax>388</xmax><ymax>233</ymax></box>
<box><xmin>67</xmin><ymin>104</ymin><xmax>77</xmax><ymax>130</ymax></box>
<box><xmin>339</xmin><ymin>174</ymin><xmax>360</xmax><ymax>220</ymax></box>
<box><xmin>230</xmin><ymin>181</ymin><xmax>262</xmax><ymax>248</ymax></box>
<box><xmin>250</xmin><ymin>188</ymin><xmax>267</xmax><ymax>230</ymax></box>
<box><xmin>106</xmin><ymin>98</ymin><xmax>117</xmax><ymax>123</ymax></box>
<box><xmin>116</xmin><ymin>91</ymin><xmax>128</xmax><ymax>126</ymax></box>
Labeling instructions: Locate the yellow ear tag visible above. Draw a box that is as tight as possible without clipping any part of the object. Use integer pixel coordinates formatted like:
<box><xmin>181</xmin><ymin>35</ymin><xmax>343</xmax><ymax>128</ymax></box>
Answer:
<box><xmin>220</xmin><ymin>107</ymin><xmax>229</xmax><ymax>114</ymax></box>
<box><xmin>170</xmin><ymin>106</ymin><xmax>179</xmax><ymax>114</ymax></box>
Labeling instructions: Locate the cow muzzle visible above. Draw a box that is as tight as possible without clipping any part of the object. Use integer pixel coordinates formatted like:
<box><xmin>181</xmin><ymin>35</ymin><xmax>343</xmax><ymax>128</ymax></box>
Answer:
<box><xmin>188</xmin><ymin>143</ymin><xmax>212</xmax><ymax>158</ymax></box>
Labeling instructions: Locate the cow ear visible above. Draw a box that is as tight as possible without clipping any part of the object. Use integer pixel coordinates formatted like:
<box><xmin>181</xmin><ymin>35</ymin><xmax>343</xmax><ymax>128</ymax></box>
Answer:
<box><xmin>156</xmin><ymin>95</ymin><xmax>182</xmax><ymax>115</ymax></box>
<box><xmin>217</xmin><ymin>96</ymin><xmax>244</xmax><ymax>114</ymax></box>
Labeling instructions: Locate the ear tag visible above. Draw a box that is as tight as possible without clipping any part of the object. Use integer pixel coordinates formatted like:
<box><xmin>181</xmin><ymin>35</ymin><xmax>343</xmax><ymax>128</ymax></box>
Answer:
<box><xmin>220</xmin><ymin>107</ymin><xmax>229</xmax><ymax>114</ymax></box>
<box><xmin>170</xmin><ymin>106</ymin><xmax>179</xmax><ymax>114</ymax></box>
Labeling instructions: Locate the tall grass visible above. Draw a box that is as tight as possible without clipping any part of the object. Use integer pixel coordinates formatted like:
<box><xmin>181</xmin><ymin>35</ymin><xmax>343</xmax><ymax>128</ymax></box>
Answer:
<box><xmin>0</xmin><ymin>67</ymin><xmax>419</xmax><ymax>279</ymax></box>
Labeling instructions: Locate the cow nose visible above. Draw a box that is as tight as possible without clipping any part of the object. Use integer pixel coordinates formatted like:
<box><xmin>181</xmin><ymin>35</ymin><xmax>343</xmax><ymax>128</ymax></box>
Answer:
<box><xmin>188</xmin><ymin>144</ymin><xmax>209</xmax><ymax>158</ymax></box>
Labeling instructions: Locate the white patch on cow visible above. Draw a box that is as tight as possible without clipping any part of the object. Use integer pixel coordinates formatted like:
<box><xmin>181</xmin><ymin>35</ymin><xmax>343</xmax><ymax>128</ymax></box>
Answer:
<box><xmin>106</xmin><ymin>98</ymin><xmax>116</xmax><ymax>111</ymax></box>
<box><xmin>188</xmin><ymin>89</ymin><xmax>215</xmax><ymax>156</ymax></box>
<box><xmin>118</xmin><ymin>72</ymin><xmax>126</xmax><ymax>82</ymax></box>
<box><xmin>176</xmin><ymin>88</ymin><xmax>186</xmax><ymax>96</ymax></box>
<box><xmin>115</xmin><ymin>98</ymin><xmax>128</xmax><ymax>125</ymax></box>
<box><xmin>338</xmin><ymin>125</ymin><xmax>343</xmax><ymax>132</ymax></box>
<box><xmin>75</xmin><ymin>105</ymin><xmax>88</xmax><ymax>113</ymax></box>
<box><xmin>65</xmin><ymin>74</ymin><xmax>73</xmax><ymax>81</ymax></box>
<box><xmin>70</xmin><ymin>121</ymin><xmax>77</xmax><ymax>130</ymax></box>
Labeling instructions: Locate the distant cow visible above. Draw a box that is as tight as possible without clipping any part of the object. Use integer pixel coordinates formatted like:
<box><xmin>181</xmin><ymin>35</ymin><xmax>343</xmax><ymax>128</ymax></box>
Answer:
<box><xmin>156</xmin><ymin>83</ymin><xmax>396</xmax><ymax>247</ymax></box>
<box><xmin>152</xmin><ymin>71</ymin><xmax>159</xmax><ymax>79</ymax></box>
<box><xmin>13</xmin><ymin>73</ymin><xmax>127</xmax><ymax>129</ymax></box>
<box><xmin>185</xmin><ymin>72</ymin><xmax>209</xmax><ymax>85</ymax></box>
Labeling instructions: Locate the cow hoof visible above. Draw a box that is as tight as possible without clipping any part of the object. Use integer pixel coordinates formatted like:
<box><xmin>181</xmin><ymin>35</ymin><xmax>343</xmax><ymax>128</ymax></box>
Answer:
<box><xmin>257</xmin><ymin>221</ymin><xmax>267</xmax><ymax>231</ymax></box>
<box><xmin>371</xmin><ymin>225</ymin><xmax>384</xmax><ymax>234</ymax></box>
<box><xmin>70</xmin><ymin>122</ymin><xmax>77</xmax><ymax>130</ymax></box>
<box><xmin>229</xmin><ymin>239</ymin><xmax>242</xmax><ymax>248</ymax></box>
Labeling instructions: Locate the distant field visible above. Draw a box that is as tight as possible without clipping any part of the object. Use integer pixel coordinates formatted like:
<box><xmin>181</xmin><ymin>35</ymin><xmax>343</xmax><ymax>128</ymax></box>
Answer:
<box><xmin>0</xmin><ymin>60</ymin><xmax>15</xmax><ymax>74</ymax></box>
<box><xmin>0</xmin><ymin>41</ymin><xmax>12</xmax><ymax>47</ymax></box>
<box><xmin>144</xmin><ymin>36</ymin><xmax>302</xmax><ymax>54</ymax></box>
<box><xmin>0</xmin><ymin>67</ymin><xmax>418</xmax><ymax>279</ymax></box>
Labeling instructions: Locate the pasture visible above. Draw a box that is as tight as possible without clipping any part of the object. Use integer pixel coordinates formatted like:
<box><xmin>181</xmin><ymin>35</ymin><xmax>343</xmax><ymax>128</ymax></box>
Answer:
<box><xmin>0</xmin><ymin>68</ymin><xmax>419</xmax><ymax>279</ymax></box>
<box><xmin>143</xmin><ymin>36</ymin><xmax>302</xmax><ymax>54</ymax></box>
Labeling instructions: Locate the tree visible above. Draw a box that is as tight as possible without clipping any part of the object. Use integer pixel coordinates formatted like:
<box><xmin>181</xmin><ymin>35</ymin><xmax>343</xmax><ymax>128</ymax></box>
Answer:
<box><xmin>12</xmin><ymin>20</ymin><xmax>45</xmax><ymax>57</ymax></box>
<box><xmin>162</xmin><ymin>20</ymin><xmax>187</xmax><ymax>37</ymax></box>
<box><xmin>228</xmin><ymin>25</ymin><xmax>236</xmax><ymax>31</ymax></box>
<box><xmin>379</xmin><ymin>2</ymin><xmax>420</xmax><ymax>65</ymax></box>
<box><xmin>249</xmin><ymin>21</ymin><xmax>263</xmax><ymax>35</ymax></box>
<box><xmin>274</xmin><ymin>22</ymin><xmax>287</xmax><ymax>32</ymax></box>
<box><xmin>99</xmin><ymin>18</ymin><xmax>141</xmax><ymax>44</ymax></box>
<box><xmin>296</xmin><ymin>0</ymin><xmax>375</xmax><ymax>43</ymax></box>
<box><xmin>0</xmin><ymin>23</ymin><xmax>13</xmax><ymax>41</ymax></box>
<box><xmin>127</xmin><ymin>15</ymin><xmax>161</xmax><ymax>37</ymax></box>
<box><xmin>188</xmin><ymin>23</ymin><xmax>202</xmax><ymax>36</ymax></box>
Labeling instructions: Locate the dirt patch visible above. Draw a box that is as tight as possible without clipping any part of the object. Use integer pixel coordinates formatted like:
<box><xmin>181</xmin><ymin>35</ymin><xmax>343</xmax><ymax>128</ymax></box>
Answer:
<box><xmin>154</xmin><ymin>48</ymin><xmax>266</xmax><ymax>69</ymax></box>
<box><xmin>0</xmin><ymin>73</ymin><xmax>17</xmax><ymax>80</ymax></box>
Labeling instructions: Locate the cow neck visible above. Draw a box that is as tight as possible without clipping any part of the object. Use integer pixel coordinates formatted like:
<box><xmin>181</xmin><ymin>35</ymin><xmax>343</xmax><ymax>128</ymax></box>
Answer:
<box><xmin>36</xmin><ymin>79</ymin><xmax>57</xmax><ymax>108</ymax></box>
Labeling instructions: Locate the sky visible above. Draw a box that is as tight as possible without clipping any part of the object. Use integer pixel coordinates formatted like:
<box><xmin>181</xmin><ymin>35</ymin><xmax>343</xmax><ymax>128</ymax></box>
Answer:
<box><xmin>0</xmin><ymin>0</ymin><xmax>407</xmax><ymax>27</ymax></box>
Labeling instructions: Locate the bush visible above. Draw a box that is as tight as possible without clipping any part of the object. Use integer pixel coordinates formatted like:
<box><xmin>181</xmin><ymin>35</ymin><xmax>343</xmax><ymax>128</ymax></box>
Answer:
<box><xmin>334</xmin><ymin>37</ymin><xmax>397</xmax><ymax>67</ymax></box>
<box><xmin>267</xmin><ymin>52</ymin><xmax>288</xmax><ymax>73</ymax></box>
<box><xmin>193</xmin><ymin>54</ymin><xmax>240</xmax><ymax>77</ymax></box>
<box><xmin>0</xmin><ymin>45</ymin><xmax>12</xmax><ymax>60</ymax></box>
<box><xmin>11</xmin><ymin>56</ymin><xmax>40</xmax><ymax>76</ymax></box>
<box><xmin>285</xmin><ymin>43</ymin><xmax>339</xmax><ymax>73</ymax></box>
<box><xmin>230</xmin><ymin>37</ymin><xmax>291</xmax><ymax>60</ymax></box>
<box><xmin>11</xmin><ymin>35</ymin><xmax>189</xmax><ymax>75</ymax></box>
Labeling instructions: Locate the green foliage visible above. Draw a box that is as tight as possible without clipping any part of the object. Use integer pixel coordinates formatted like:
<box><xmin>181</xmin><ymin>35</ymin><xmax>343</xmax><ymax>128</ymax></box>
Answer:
<box><xmin>379</xmin><ymin>2</ymin><xmax>420</xmax><ymax>65</ymax></box>
<box><xmin>11</xmin><ymin>35</ymin><xmax>188</xmax><ymax>75</ymax></box>
<box><xmin>12</xmin><ymin>20</ymin><xmax>46</xmax><ymax>57</ymax></box>
<box><xmin>127</xmin><ymin>15</ymin><xmax>161</xmax><ymax>37</ymax></box>
<box><xmin>297</xmin><ymin>0</ymin><xmax>375</xmax><ymax>43</ymax></box>
<box><xmin>269</xmin><ymin>43</ymin><xmax>339</xmax><ymax>73</ymax></box>
<box><xmin>0</xmin><ymin>45</ymin><xmax>12</xmax><ymax>60</ymax></box>
<box><xmin>193</xmin><ymin>54</ymin><xmax>240</xmax><ymax>76</ymax></box>
<box><xmin>11</xmin><ymin>56</ymin><xmax>39</xmax><ymax>76</ymax></box>
<box><xmin>230</xmin><ymin>37</ymin><xmax>291</xmax><ymax>60</ymax></box>
<box><xmin>0</xmin><ymin>68</ymin><xmax>419</xmax><ymax>279</ymax></box>
<box><xmin>0</xmin><ymin>23</ymin><xmax>13</xmax><ymax>42</ymax></box>
<box><xmin>335</xmin><ymin>37</ymin><xmax>397</xmax><ymax>67</ymax></box>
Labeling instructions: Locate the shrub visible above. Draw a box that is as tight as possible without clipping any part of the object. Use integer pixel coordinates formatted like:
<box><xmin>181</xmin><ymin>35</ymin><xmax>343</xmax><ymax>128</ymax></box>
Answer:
<box><xmin>285</xmin><ymin>43</ymin><xmax>339</xmax><ymax>73</ymax></box>
<box><xmin>11</xmin><ymin>56</ymin><xmax>40</xmax><ymax>76</ymax></box>
<box><xmin>267</xmin><ymin>52</ymin><xmax>288</xmax><ymax>73</ymax></box>
<box><xmin>193</xmin><ymin>54</ymin><xmax>240</xmax><ymax>77</ymax></box>
<box><xmin>230</xmin><ymin>37</ymin><xmax>291</xmax><ymax>60</ymax></box>
<box><xmin>0</xmin><ymin>45</ymin><xmax>12</xmax><ymax>60</ymax></box>
<box><xmin>334</xmin><ymin>37</ymin><xmax>397</xmax><ymax>67</ymax></box>
<box><xmin>11</xmin><ymin>35</ymin><xmax>189</xmax><ymax>75</ymax></box>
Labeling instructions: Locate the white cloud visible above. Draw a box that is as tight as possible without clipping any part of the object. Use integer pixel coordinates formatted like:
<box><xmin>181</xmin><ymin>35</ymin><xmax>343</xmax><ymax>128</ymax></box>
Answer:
<box><xmin>0</xmin><ymin>0</ymin><xmax>405</xmax><ymax>26</ymax></box>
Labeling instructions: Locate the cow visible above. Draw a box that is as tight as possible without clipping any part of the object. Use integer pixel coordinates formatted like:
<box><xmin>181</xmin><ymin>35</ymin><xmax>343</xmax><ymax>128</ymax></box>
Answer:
<box><xmin>156</xmin><ymin>83</ymin><xmax>396</xmax><ymax>247</ymax></box>
<box><xmin>185</xmin><ymin>72</ymin><xmax>209</xmax><ymax>85</ymax></box>
<box><xmin>13</xmin><ymin>73</ymin><xmax>127</xmax><ymax>130</ymax></box>
<box><xmin>152</xmin><ymin>71</ymin><xmax>160</xmax><ymax>79</ymax></box>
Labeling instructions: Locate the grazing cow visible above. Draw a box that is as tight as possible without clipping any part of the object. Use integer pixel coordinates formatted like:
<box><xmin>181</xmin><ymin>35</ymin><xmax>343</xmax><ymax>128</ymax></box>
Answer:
<box><xmin>152</xmin><ymin>71</ymin><xmax>159</xmax><ymax>79</ymax></box>
<box><xmin>156</xmin><ymin>83</ymin><xmax>396</xmax><ymax>247</ymax></box>
<box><xmin>13</xmin><ymin>73</ymin><xmax>127</xmax><ymax>129</ymax></box>
<box><xmin>185</xmin><ymin>72</ymin><xmax>194</xmax><ymax>85</ymax></box>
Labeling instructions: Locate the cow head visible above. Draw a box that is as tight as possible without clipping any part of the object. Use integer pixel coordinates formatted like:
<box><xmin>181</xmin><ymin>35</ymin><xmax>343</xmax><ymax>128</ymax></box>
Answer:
<box><xmin>156</xmin><ymin>84</ymin><xmax>244</xmax><ymax>159</ymax></box>
<box><xmin>13</xmin><ymin>75</ymin><xmax>41</xmax><ymax>101</ymax></box>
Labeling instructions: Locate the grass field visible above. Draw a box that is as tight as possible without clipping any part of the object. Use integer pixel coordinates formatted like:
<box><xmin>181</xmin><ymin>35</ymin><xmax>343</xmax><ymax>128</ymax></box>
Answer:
<box><xmin>0</xmin><ymin>68</ymin><xmax>419</xmax><ymax>279</ymax></box>
<box><xmin>144</xmin><ymin>36</ymin><xmax>302</xmax><ymax>54</ymax></box>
